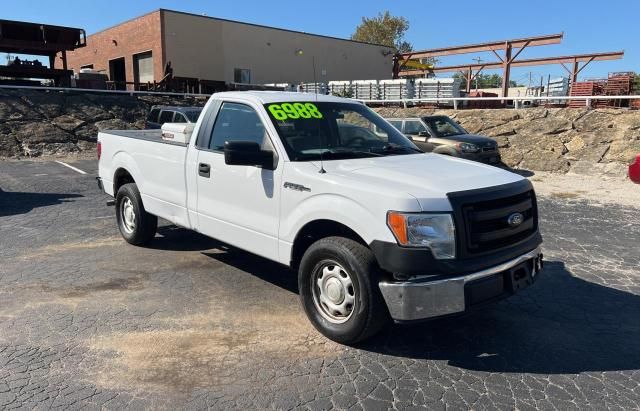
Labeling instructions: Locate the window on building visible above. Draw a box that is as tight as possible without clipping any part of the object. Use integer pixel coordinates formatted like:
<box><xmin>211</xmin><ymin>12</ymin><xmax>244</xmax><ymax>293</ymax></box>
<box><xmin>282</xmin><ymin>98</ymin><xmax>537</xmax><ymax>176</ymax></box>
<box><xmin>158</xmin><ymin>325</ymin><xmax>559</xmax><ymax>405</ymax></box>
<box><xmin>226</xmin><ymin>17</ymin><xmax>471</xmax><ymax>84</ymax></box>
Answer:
<box><xmin>234</xmin><ymin>68</ymin><xmax>251</xmax><ymax>84</ymax></box>
<box><xmin>209</xmin><ymin>103</ymin><xmax>265</xmax><ymax>151</ymax></box>
<box><xmin>133</xmin><ymin>51</ymin><xmax>154</xmax><ymax>84</ymax></box>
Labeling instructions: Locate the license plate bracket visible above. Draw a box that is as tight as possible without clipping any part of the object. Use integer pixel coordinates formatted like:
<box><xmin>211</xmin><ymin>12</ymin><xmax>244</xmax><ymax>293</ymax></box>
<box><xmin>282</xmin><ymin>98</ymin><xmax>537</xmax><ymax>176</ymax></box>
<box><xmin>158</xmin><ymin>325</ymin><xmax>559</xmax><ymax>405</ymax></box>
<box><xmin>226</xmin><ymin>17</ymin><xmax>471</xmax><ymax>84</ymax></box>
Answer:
<box><xmin>507</xmin><ymin>260</ymin><xmax>535</xmax><ymax>292</ymax></box>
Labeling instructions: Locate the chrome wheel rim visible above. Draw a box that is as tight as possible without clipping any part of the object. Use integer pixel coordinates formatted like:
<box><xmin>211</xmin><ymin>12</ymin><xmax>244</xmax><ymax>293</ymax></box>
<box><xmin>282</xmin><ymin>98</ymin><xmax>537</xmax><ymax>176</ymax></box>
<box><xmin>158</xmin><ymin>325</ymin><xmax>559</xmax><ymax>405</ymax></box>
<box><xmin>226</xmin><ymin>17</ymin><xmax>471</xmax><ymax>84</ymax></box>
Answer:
<box><xmin>120</xmin><ymin>197</ymin><xmax>136</xmax><ymax>233</ymax></box>
<box><xmin>312</xmin><ymin>261</ymin><xmax>356</xmax><ymax>324</ymax></box>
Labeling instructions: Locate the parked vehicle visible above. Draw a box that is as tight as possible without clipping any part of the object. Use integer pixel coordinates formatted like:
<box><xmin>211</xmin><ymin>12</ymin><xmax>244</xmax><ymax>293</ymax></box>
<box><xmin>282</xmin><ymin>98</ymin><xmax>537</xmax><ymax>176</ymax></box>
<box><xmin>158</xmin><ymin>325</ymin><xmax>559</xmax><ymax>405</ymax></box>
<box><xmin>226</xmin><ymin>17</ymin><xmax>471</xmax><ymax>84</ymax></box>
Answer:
<box><xmin>97</xmin><ymin>92</ymin><xmax>543</xmax><ymax>344</ymax></box>
<box><xmin>386</xmin><ymin>115</ymin><xmax>501</xmax><ymax>164</ymax></box>
<box><xmin>629</xmin><ymin>154</ymin><xmax>640</xmax><ymax>183</ymax></box>
<box><xmin>145</xmin><ymin>105</ymin><xmax>203</xmax><ymax>129</ymax></box>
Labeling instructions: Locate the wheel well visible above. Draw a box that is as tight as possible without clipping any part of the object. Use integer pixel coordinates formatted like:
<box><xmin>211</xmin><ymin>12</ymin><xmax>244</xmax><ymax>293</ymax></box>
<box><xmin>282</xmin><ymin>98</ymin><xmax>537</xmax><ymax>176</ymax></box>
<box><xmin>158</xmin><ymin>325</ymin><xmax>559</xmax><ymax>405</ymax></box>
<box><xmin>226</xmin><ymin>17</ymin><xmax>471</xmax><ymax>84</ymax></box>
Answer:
<box><xmin>113</xmin><ymin>168</ymin><xmax>135</xmax><ymax>194</ymax></box>
<box><xmin>290</xmin><ymin>220</ymin><xmax>367</xmax><ymax>269</ymax></box>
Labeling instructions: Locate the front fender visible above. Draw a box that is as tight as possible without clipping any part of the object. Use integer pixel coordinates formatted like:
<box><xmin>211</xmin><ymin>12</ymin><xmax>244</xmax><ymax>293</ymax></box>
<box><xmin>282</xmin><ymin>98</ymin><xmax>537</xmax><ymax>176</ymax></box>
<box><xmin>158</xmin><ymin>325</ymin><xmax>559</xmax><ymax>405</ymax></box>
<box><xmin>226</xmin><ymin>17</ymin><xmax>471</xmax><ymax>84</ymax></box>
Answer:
<box><xmin>279</xmin><ymin>193</ymin><xmax>398</xmax><ymax>265</ymax></box>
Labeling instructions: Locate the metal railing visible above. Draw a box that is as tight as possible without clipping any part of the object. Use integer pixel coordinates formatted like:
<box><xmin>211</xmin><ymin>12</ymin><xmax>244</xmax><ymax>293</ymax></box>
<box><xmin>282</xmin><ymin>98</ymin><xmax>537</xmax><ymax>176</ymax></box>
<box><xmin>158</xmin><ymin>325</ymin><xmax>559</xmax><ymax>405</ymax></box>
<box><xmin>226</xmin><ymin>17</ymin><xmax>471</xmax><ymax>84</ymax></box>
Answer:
<box><xmin>0</xmin><ymin>84</ymin><xmax>211</xmax><ymax>98</ymax></box>
<box><xmin>357</xmin><ymin>95</ymin><xmax>640</xmax><ymax>109</ymax></box>
<box><xmin>1</xmin><ymin>84</ymin><xmax>638</xmax><ymax>110</ymax></box>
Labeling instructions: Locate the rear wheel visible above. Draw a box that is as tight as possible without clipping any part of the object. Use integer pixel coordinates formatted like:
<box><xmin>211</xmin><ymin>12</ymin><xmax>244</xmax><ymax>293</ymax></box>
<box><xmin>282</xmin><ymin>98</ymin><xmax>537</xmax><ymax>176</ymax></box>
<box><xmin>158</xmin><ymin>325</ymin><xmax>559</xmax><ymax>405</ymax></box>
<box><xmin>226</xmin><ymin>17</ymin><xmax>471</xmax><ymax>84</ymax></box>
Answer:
<box><xmin>298</xmin><ymin>236</ymin><xmax>390</xmax><ymax>344</ymax></box>
<box><xmin>115</xmin><ymin>183</ymin><xmax>157</xmax><ymax>245</ymax></box>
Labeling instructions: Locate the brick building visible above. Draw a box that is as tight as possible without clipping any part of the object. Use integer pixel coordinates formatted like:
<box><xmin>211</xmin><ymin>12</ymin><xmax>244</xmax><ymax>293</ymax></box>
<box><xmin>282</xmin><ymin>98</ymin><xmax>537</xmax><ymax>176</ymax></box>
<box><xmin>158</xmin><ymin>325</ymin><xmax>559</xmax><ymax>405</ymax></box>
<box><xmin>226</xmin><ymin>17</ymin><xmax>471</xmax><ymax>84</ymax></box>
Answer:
<box><xmin>61</xmin><ymin>9</ymin><xmax>394</xmax><ymax>89</ymax></box>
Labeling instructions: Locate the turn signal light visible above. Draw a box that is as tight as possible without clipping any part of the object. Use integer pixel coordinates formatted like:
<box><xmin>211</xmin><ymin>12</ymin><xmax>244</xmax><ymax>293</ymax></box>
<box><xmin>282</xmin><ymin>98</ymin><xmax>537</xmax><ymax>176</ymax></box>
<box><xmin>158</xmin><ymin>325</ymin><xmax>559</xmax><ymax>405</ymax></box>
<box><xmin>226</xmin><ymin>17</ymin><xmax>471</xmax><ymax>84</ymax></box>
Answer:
<box><xmin>387</xmin><ymin>211</ymin><xmax>408</xmax><ymax>245</ymax></box>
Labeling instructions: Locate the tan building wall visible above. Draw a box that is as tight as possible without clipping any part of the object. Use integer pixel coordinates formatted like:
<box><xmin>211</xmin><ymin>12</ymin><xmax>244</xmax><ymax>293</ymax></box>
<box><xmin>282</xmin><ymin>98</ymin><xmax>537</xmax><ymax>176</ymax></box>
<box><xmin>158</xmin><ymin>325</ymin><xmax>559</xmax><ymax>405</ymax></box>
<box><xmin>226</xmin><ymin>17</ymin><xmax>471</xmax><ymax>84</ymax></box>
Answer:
<box><xmin>161</xmin><ymin>10</ymin><xmax>394</xmax><ymax>84</ymax></box>
<box><xmin>61</xmin><ymin>11</ymin><xmax>164</xmax><ymax>83</ymax></box>
<box><xmin>63</xmin><ymin>9</ymin><xmax>394</xmax><ymax>85</ymax></box>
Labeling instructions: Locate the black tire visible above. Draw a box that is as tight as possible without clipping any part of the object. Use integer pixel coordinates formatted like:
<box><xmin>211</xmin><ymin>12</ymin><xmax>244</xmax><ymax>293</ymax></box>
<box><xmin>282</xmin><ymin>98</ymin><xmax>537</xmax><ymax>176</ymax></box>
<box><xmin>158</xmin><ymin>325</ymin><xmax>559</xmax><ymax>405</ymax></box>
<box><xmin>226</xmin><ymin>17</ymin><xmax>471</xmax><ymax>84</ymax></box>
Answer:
<box><xmin>298</xmin><ymin>236</ymin><xmax>390</xmax><ymax>344</ymax></box>
<box><xmin>115</xmin><ymin>183</ymin><xmax>157</xmax><ymax>245</ymax></box>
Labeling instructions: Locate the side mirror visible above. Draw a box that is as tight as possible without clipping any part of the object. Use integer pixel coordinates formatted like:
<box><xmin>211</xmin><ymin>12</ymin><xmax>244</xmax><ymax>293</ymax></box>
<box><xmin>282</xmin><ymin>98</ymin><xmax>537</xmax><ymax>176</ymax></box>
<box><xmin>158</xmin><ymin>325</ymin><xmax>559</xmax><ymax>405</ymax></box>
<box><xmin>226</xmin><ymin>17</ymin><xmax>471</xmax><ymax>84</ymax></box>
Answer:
<box><xmin>418</xmin><ymin>131</ymin><xmax>430</xmax><ymax>137</ymax></box>
<box><xmin>224</xmin><ymin>141</ymin><xmax>275</xmax><ymax>170</ymax></box>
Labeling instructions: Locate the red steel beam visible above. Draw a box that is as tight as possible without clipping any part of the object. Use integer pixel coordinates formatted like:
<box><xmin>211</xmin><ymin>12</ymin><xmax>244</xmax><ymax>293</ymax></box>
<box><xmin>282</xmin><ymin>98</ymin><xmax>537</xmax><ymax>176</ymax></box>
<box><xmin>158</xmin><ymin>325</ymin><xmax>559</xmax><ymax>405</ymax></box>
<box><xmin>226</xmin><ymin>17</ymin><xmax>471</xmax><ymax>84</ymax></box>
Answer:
<box><xmin>401</xmin><ymin>33</ymin><xmax>563</xmax><ymax>59</ymax></box>
<box><xmin>398</xmin><ymin>51</ymin><xmax>625</xmax><ymax>77</ymax></box>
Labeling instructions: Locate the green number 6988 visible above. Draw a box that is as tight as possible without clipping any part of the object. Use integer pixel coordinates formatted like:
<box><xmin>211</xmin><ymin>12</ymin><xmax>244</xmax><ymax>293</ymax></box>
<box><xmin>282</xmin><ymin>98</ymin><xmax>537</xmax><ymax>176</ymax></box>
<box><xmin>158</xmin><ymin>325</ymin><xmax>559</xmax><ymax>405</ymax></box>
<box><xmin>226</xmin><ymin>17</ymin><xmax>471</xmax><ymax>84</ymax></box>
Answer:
<box><xmin>268</xmin><ymin>103</ymin><xmax>323</xmax><ymax>120</ymax></box>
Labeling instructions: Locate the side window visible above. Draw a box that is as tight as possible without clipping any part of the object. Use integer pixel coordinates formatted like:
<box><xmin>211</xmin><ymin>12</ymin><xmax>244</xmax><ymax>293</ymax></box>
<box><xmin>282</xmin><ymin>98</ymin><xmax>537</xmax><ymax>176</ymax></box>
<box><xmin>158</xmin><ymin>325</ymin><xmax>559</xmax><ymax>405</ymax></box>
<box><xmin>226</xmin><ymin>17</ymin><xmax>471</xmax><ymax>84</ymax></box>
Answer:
<box><xmin>404</xmin><ymin>120</ymin><xmax>427</xmax><ymax>135</ymax></box>
<box><xmin>173</xmin><ymin>113</ymin><xmax>187</xmax><ymax>123</ymax></box>
<box><xmin>388</xmin><ymin>120</ymin><xmax>403</xmax><ymax>131</ymax></box>
<box><xmin>147</xmin><ymin>108</ymin><xmax>160</xmax><ymax>123</ymax></box>
<box><xmin>158</xmin><ymin>110</ymin><xmax>174</xmax><ymax>124</ymax></box>
<box><xmin>209</xmin><ymin>102</ymin><xmax>266</xmax><ymax>151</ymax></box>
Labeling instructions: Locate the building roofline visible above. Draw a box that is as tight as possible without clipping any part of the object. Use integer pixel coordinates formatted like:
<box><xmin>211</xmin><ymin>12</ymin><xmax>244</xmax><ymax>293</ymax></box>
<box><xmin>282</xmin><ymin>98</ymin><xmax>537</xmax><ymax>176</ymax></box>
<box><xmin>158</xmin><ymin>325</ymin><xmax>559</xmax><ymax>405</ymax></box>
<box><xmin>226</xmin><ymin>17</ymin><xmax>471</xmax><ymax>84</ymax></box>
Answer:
<box><xmin>0</xmin><ymin>18</ymin><xmax>84</xmax><ymax>33</ymax></box>
<box><xmin>85</xmin><ymin>9</ymin><xmax>161</xmax><ymax>38</ymax></box>
<box><xmin>85</xmin><ymin>8</ymin><xmax>394</xmax><ymax>49</ymax></box>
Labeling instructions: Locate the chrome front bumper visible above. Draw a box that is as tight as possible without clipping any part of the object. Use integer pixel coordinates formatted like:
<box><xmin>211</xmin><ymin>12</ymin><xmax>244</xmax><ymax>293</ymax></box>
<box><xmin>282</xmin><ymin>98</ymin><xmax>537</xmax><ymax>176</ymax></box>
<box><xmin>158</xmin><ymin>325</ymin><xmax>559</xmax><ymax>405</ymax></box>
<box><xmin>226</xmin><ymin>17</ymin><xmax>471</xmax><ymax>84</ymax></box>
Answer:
<box><xmin>378</xmin><ymin>247</ymin><xmax>543</xmax><ymax>321</ymax></box>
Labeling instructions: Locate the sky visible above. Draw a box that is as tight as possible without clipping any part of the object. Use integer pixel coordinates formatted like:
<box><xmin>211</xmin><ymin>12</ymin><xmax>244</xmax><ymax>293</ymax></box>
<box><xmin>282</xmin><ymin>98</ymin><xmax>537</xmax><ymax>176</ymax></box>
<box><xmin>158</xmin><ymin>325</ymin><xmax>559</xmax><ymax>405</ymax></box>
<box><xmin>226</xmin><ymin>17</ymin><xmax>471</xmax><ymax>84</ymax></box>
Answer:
<box><xmin>4</xmin><ymin>0</ymin><xmax>637</xmax><ymax>84</ymax></box>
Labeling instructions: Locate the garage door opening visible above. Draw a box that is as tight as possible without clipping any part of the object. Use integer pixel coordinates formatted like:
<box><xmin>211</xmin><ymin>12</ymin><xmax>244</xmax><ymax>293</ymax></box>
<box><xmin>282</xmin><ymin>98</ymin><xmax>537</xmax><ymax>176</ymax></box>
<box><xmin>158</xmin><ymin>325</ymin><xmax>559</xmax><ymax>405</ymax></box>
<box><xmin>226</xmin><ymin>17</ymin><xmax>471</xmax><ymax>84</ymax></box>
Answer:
<box><xmin>108</xmin><ymin>57</ymin><xmax>126</xmax><ymax>90</ymax></box>
<box><xmin>133</xmin><ymin>51</ymin><xmax>154</xmax><ymax>89</ymax></box>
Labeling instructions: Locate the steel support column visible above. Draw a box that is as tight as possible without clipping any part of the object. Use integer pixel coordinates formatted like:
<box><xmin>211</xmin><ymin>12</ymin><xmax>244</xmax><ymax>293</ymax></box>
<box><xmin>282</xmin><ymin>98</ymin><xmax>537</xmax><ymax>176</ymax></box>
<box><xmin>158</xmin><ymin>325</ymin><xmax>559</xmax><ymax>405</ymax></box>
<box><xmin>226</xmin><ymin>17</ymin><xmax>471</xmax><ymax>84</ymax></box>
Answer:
<box><xmin>501</xmin><ymin>44</ymin><xmax>512</xmax><ymax>98</ymax></box>
<box><xmin>61</xmin><ymin>50</ymin><xmax>67</xmax><ymax>70</ymax></box>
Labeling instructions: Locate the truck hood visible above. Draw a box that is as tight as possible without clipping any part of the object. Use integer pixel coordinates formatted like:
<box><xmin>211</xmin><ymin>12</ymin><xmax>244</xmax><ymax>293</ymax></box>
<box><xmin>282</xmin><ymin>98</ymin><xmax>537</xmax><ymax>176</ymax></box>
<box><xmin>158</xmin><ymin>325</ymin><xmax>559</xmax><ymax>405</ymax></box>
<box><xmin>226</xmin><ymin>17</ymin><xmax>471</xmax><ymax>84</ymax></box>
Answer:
<box><xmin>317</xmin><ymin>153</ymin><xmax>523</xmax><ymax>211</ymax></box>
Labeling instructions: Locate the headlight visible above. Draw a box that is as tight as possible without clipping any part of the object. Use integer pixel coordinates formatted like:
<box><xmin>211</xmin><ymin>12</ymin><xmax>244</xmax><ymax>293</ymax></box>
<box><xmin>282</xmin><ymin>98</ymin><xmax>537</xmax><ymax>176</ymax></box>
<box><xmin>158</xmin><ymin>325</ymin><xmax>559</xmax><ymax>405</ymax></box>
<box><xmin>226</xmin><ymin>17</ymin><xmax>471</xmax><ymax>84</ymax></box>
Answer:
<box><xmin>387</xmin><ymin>212</ymin><xmax>456</xmax><ymax>259</ymax></box>
<box><xmin>458</xmin><ymin>142</ymin><xmax>479</xmax><ymax>153</ymax></box>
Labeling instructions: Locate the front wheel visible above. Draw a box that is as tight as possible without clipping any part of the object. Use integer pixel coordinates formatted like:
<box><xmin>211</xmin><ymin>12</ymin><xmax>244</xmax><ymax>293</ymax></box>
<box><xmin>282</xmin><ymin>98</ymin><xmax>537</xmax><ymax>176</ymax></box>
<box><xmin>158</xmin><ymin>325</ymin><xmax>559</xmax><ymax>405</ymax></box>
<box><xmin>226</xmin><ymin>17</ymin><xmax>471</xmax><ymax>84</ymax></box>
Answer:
<box><xmin>115</xmin><ymin>183</ymin><xmax>157</xmax><ymax>245</ymax></box>
<box><xmin>298</xmin><ymin>237</ymin><xmax>390</xmax><ymax>344</ymax></box>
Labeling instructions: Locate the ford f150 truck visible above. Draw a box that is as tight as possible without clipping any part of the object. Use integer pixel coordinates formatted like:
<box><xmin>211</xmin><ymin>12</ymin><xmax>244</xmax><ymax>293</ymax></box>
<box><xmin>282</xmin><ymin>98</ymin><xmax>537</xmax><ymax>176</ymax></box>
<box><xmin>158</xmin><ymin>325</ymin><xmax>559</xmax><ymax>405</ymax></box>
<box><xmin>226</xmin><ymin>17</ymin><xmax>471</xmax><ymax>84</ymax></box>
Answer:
<box><xmin>97</xmin><ymin>91</ymin><xmax>543</xmax><ymax>344</ymax></box>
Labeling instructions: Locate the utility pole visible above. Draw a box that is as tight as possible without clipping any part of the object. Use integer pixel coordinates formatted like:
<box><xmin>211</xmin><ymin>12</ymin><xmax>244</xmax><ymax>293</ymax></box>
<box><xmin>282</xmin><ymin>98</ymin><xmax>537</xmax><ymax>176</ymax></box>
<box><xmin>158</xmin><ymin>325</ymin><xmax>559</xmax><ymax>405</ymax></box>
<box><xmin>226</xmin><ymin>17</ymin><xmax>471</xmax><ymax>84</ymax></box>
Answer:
<box><xmin>472</xmin><ymin>57</ymin><xmax>483</xmax><ymax>90</ymax></box>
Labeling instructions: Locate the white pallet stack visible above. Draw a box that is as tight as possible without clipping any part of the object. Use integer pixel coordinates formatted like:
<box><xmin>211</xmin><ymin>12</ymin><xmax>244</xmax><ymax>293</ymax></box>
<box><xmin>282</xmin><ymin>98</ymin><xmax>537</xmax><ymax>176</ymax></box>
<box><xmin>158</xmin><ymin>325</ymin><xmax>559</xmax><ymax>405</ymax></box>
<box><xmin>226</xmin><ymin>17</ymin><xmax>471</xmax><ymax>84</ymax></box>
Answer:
<box><xmin>329</xmin><ymin>81</ymin><xmax>352</xmax><ymax>96</ymax></box>
<box><xmin>352</xmin><ymin>80</ymin><xmax>380</xmax><ymax>100</ymax></box>
<box><xmin>379</xmin><ymin>79</ymin><xmax>415</xmax><ymax>101</ymax></box>
<box><xmin>414</xmin><ymin>78</ymin><xmax>461</xmax><ymax>104</ymax></box>
<box><xmin>300</xmin><ymin>83</ymin><xmax>328</xmax><ymax>94</ymax></box>
<box><xmin>263</xmin><ymin>83</ymin><xmax>296</xmax><ymax>92</ymax></box>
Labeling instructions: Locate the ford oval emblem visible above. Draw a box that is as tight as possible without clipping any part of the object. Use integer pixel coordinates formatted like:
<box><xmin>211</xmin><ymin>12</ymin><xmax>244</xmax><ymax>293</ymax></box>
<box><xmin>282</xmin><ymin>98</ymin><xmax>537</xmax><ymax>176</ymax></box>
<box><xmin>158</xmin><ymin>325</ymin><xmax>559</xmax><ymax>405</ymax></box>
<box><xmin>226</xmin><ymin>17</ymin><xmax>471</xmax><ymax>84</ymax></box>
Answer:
<box><xmin>507</xmin><ymin>212</ymin><xmax>524</xmax><ymax>227</ymax></box>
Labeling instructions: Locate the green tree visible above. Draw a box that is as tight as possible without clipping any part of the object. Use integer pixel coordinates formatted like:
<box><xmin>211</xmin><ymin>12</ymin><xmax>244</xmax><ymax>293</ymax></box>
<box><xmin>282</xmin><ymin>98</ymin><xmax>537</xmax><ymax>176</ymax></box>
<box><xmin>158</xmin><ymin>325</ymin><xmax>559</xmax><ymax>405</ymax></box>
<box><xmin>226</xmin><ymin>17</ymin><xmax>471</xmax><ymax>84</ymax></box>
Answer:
<box><xmin>452</xmin><ymin>73</ymin><xmax>521</xmax><ymax>88</ymax></box>
<box><xmin>352</xmin><ymin>11</ymin><xmax>412</xmax><ymax>53</ymax></box>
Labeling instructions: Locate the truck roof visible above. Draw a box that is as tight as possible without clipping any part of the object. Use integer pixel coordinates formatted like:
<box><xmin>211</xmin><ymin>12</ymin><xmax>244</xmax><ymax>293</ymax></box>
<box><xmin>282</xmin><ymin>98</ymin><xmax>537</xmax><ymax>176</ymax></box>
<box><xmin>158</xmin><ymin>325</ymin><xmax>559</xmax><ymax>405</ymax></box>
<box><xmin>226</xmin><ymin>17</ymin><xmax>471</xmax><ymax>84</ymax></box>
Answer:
<box><xmin>212</xmin><ymin>91</ymin><xmax>359</xmax><ymax>105</ymax></box>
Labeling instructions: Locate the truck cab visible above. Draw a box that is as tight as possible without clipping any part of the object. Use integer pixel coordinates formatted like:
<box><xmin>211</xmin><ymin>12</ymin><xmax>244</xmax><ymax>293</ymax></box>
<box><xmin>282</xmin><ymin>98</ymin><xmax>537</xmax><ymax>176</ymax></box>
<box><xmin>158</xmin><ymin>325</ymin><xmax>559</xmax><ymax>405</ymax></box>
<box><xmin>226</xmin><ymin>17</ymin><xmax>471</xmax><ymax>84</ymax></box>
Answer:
<box><xmin>98</xmin><ymin>91</ymin><xmax>543</xmax><ymax>344</ymax></box>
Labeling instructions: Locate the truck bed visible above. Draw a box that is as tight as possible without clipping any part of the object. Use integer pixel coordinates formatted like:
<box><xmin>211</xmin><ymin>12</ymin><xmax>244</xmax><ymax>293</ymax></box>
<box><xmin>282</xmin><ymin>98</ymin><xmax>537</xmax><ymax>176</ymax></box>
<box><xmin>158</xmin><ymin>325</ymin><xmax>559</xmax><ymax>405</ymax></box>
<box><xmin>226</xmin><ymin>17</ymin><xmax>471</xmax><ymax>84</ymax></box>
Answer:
<box><xmin>98</xmin><ymin>129</ymin><xmax>191</xmax><ymax>228</ymax></box>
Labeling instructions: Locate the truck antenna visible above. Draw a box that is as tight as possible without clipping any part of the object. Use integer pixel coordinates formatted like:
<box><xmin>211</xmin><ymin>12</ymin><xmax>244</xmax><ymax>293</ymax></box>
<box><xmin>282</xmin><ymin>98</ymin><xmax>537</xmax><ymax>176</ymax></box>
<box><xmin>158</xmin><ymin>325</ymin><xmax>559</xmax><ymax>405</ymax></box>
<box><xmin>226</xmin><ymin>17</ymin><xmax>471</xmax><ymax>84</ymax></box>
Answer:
<box><xmin>318</xmin><ymin>150</ymin><xmax>327</xmax><ymax>174</ymax></box>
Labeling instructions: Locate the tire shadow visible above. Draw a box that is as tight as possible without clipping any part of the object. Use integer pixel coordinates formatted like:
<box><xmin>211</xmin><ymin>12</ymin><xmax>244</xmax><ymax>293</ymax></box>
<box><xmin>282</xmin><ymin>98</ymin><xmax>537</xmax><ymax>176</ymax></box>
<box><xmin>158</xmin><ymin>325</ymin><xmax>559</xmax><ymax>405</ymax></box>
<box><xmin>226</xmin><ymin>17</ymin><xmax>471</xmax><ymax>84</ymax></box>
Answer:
<box><xmin>359</xmin><ymin>261</ymin><xmax>640</xmax><ymax>374</ymax></box>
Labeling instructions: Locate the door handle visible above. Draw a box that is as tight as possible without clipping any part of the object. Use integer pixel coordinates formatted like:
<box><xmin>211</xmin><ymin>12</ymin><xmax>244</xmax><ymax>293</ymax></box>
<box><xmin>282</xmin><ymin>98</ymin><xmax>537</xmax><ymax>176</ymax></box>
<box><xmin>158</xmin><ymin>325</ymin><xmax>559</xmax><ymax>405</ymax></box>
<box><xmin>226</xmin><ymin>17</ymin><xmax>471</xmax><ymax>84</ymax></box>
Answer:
<box><xmin>198</xmin><ymin>163</ymin><xmax>211</xmax><ymax>178</ymax></box>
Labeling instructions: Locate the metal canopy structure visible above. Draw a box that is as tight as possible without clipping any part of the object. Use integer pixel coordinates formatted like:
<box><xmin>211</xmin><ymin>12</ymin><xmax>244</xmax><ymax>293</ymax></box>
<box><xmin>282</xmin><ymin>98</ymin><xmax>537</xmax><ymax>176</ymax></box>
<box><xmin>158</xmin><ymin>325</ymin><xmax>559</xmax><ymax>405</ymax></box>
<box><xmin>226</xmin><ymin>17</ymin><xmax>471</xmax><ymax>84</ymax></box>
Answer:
<box><xmin>393</xmin><ymin>33</ymin><xmax>625</xmax><ymax>98</ymax></box>
<box><xmin>394</xmin><ymin>33</ymin><xmax>564</xmax><ymax>97</ymax></box>
<box><xmin>403</xmin><ymin>33</ymin><xmax>563</xmax><ymax>59</ymax></box>
<box><xmin>0</xmin><ymin>19</ymin><xmax>86</xmax><ymax>85</ymax></box>
<box><xmin>399</xmin><ymin>51</ymin><xmax>625</xmax><ymax>94</ymax></box>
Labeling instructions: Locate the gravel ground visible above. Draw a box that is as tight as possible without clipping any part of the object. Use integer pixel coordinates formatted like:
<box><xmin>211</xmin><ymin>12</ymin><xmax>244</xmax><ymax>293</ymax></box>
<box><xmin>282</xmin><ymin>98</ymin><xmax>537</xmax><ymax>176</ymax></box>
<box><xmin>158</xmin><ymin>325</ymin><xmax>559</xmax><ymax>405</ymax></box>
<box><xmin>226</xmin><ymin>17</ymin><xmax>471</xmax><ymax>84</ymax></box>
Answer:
<box><xmin>0</xmin><ymin>159</ymin><xmax>638</xmax><ymax>410</ymax></box>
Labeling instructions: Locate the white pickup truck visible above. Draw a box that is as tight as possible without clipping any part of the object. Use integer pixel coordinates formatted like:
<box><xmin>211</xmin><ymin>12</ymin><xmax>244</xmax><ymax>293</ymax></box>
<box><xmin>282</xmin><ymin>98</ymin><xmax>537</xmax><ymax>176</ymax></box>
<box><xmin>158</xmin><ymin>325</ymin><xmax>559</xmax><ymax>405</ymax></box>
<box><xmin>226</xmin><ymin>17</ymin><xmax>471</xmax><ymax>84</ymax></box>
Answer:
<box><xmin>97</xmin><ymin>91</ymin><xmax>543</xmax><ymax>344</ymax></box>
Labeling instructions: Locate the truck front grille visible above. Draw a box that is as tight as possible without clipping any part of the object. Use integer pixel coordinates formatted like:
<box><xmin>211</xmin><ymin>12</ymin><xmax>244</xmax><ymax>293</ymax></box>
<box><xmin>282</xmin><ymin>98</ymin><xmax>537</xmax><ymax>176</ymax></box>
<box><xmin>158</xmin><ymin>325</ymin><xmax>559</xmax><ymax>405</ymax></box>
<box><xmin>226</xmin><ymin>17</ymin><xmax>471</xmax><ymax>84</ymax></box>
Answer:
<box><xmin>448</xmin><ymin>181</ymin><xmax>538</xmax><ymax>258</ymax></box>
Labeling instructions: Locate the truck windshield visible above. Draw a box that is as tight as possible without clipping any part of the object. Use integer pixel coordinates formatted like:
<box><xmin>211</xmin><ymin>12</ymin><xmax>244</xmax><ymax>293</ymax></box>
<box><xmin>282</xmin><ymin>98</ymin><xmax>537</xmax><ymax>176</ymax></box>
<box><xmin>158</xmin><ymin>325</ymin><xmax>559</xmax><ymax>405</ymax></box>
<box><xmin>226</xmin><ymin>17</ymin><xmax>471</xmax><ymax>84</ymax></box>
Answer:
<box><xmin>264</xmin><ymin>102</ymin><xmax>421</xmax><ymax>161</ymax></box>
<box><xmin>423</xmin><ymin>116</ymin><xmax>467</xmax><ymax>137</ymax></box>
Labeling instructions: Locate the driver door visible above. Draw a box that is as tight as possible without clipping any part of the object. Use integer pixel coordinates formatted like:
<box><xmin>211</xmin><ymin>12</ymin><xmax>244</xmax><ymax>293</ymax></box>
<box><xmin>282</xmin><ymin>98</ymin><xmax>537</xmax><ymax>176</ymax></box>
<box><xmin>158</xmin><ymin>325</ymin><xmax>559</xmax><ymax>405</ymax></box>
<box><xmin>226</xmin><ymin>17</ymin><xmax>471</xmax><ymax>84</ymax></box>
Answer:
<box><xmin>195</xmin><ymin>101</ymin><xmax>282</xmax><ymax>261</ymax></box>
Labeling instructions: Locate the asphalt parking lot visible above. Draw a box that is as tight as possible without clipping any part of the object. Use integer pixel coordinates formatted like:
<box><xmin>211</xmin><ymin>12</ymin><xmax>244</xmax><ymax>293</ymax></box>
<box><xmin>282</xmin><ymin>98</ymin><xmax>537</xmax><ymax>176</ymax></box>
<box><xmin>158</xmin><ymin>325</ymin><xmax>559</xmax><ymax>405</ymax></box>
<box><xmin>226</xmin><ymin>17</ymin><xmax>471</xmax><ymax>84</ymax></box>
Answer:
<box><xmin>0</xmin><ymin>159</ymin><xmax>639</xmax><ymax>410</ymax></box>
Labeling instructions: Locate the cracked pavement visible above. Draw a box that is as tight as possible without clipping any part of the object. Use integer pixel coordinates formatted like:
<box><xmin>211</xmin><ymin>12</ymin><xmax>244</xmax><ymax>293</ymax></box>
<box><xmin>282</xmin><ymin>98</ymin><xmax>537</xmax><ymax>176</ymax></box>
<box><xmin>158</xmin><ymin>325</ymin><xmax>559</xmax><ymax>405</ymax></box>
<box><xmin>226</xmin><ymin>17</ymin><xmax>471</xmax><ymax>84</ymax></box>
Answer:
<box><xmin>0</xmin><ymin>159</ymin><xmax>638</xmax><ymax>410</ymax></box>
